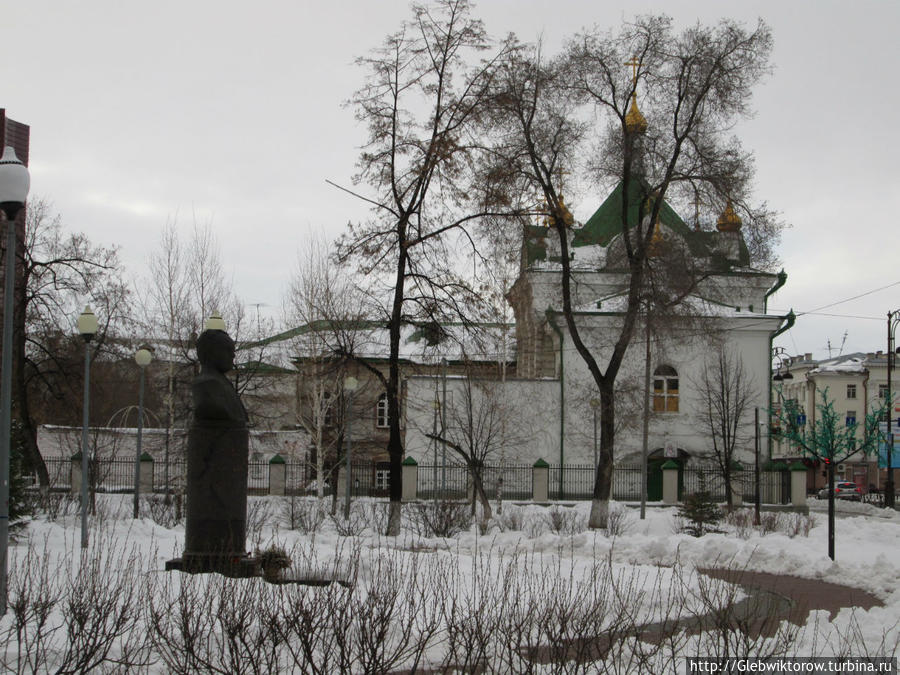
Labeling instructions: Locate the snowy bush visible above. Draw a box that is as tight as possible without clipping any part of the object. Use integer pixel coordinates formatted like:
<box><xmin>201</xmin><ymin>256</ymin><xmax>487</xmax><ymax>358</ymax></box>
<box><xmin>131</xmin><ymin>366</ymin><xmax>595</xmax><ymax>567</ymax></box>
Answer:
<box><xmin>408</xmin><ymin>500</ymin><xmax>472</xmax><ymax>538</ymax></box>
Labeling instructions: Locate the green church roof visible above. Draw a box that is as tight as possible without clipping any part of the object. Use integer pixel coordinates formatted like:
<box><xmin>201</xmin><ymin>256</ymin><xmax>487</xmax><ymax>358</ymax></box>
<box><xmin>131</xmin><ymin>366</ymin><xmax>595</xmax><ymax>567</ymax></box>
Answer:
<box><xmin>522</xmin><ymin>178</ymin><xmax>751</xmax><ymax>269</ymax></box>
<box><xmin>573</xmin><ymin>179</ymin><xmax>692</xmax><ymax>248</ymax></box>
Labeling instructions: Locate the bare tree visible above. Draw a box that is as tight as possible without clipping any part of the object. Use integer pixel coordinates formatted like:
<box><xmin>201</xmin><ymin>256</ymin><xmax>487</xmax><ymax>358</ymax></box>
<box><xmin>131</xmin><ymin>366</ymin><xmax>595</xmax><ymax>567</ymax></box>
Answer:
<box><xmin>424</xmin><ymin>363</ymin><xmax>516</xmax><ymax>525</ymax></box>
<box><xmin>284</xmin><ymin>235</ymin><xmax>372</xmax><ymax>499</ymax></box>
<box><xmin>694</xmin><ymin>346</ymin><xmax>754</xmax><ymax>509</ymax></box>
<box><xmin>334</xmin><ymin>0</ymin><xmax>515</xmax><ymax>534</ymax></box>
<box><xmin>12</xmin><ymin>198</ymin><xmax>130</xmax><ymax>486</ymax></box>
<box><xmin>487</xmin><ymin>18</ymin><xmax>777</xmax><ymax>527</ymax></box>
<box><xmin>141</xmin><ymin>218</ymin><xmax>241</xmax><ymax>501</ymax></box>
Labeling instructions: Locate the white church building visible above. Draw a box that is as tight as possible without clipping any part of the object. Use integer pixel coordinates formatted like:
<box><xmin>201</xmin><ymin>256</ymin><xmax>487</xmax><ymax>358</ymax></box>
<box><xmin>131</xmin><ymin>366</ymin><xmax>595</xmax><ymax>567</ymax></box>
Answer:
<box><xmin>403</xmin><ymin>179</ymin><xmax>791</xmax><ymax>495</ymax></box>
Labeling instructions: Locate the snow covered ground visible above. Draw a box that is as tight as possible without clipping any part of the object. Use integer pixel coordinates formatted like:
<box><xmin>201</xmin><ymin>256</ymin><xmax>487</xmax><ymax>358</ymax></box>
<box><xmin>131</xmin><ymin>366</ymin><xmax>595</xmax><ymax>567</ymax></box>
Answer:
<box><xmin>2</xmin><ymin>495</ymin><xmax>898</xmax><ymax>673</ymax></box>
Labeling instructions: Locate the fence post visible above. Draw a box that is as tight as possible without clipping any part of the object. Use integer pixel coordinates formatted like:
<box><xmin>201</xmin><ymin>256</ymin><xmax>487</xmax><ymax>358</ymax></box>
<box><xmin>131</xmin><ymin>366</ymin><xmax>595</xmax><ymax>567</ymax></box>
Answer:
<box><xmin>662</xmin><ymin>460</ymin><xmax>679</xmax><ymax>505</ymax></box>
<box><xmin>70</xmin><ymin>452</ymin><xmax>82</xmax><ymax>496</ymax></box>
<box><xmin>789</xmin><ymin>461</ymin><xmax>808</xmax><ymax>507</ymax></box>
<box><xmin>532</xmin><ymin>458</ymin><xmax>549</xmax><ymax>503</ymax></box>
<box><xmin>268</xmin><ymin>454</ymin><xmax>286</xmax><ymax>496</ymax></box>
<box><xmin>139</xmin><ymin>452</ymin><xmax>154</xmax><ymax>494</ymax></box>
<box><xmin>401</xmin><ymin>456</ymin><xmax>418</xmax><ymax>502</ymax></box>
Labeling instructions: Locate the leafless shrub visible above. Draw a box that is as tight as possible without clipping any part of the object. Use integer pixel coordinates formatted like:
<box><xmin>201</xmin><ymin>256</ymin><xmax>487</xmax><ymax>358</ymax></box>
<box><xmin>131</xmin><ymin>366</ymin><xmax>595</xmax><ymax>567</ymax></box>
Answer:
<box><xmin>0</xmin><ymin>537</ymin><xmax>65</xmax><ymax>673</ymax></box>
<box><xmin>408</xmin><ymin>501</ymin><xmax>472</xmax><ymax>538</ymax></box>
<box><xmin>758</xmin><ymin>511</ymin><xmax>779</xmax><ymax>536</ymax></box>
<box><xmin>545</xmin><ymin>505</ymin><xmax>586</xmax><ymax>536</ymax></box>
<box><xmin>723</xmin><ymin>507</ymin><xmax>756</xmax><ymax>539</ymax></box>
<box><xmin>281</xmin><ymin>496</ymin><xmax>326</xmax><ymax>535</ymax></box>
<box><xmin>147</xmin><ymin>571</ymin><xmax>287</xmax><ymax>674</ymax></box>
<box><xmin>0</xmin><ymin>533</ymin><xmax>152</xmax><ymax>674</ymax></box>
<box><xmin>780</xmin><ymin>512</ymin><xmax>815</xmax><ymax>538</ymax></box>
<box><xmin>329</xmin><ymin>502</ymin><xmax>368</xmax><ymax>537</ymax></box>
<box><xmin>365</xmin><ymin>501</ymin><xmax>389</xmax><ymax>535</ymax></box>
<box><xmin>142</xmin><ymin>494</ymin><xmax>181</xmax><ymax>529</ymax></box>
<box><xmin>35</xmin><ymin>491</ymin><xmax>79</xmax><ymax>522</ymax></box>
<box><xmin>523</xmin><ymin>511</ymin><xmax>547</xmax><ymax>538</ymax></box>
<box><xmin>246</xmin><ymin>498</ymin><xmax>276</xmax><ymax>547</ymax></box>
<box><xmin>606</xmin><ymin>503</ymin><xmax>632</xmax><ymax>537</ymax></box>
<box><xmin>494</xmin><ymin>505</ymin><xmax>526</xmax><ymax>532</ymax></box>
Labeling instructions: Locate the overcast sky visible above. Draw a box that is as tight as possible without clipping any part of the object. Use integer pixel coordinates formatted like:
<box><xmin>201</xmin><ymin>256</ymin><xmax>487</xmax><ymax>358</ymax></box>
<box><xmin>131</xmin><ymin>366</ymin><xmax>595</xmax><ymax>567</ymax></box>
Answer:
<box><xmin>5</xmin><ymin>0</ymin><xmax>899</xmax><ymax>361</ymax></box>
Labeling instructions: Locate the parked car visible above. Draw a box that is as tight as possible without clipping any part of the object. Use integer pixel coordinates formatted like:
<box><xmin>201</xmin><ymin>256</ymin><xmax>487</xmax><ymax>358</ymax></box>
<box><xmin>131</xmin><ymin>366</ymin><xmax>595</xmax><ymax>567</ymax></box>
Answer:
<box><xmin>816</xmin><ymin>481</ymin><xmax>862</xmax><ymax>501</ymax></box>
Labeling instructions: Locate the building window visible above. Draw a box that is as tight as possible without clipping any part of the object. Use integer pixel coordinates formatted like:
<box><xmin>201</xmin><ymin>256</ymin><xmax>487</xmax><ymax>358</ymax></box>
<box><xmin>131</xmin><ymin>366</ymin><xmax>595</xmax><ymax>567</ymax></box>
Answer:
<box><xmin>375</xmin><ymin>462</ymin><xmax>390</xmax><ymax>490</ymax></box>
<box><xmin>652</xmin><ymin>365</ymin><xmax>679</xmax><ymax>413</ymax></box>
<box><xmin>846</xmin><ymin>384</ymin><xmax>857</xmax><ymax>400</ymax></box>
<box><xmin>376</xmin><ymin>393</ymin><xmax>389</xmax><ymax>428</ymax></box>
<box><xmin>879</xmin><ymin>384</ymin><xmax>889</xmax><ymax>400</ymax></box>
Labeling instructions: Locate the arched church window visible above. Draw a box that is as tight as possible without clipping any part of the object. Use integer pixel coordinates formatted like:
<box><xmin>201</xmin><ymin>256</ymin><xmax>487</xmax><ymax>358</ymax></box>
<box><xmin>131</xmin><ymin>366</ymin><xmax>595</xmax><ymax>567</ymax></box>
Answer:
<box><xmin>376</xmin><ymin>393</ymin><xmax>390</xmax><ymax>428</ymax></box>
<box><xmin>653</xmin><ymin>365</ymin><xmax>679</xmax><ymax>413</ymax></box>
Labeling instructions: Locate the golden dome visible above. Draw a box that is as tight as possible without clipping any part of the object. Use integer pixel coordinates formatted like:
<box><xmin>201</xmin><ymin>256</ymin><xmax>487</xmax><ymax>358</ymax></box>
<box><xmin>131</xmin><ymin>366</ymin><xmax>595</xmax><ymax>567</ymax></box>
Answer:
<box><xmin>625</xmin><ymin>93</ymin><xmax>647</xmax><ymax>135</ymax></box>
<box><xmin>716</xmin><ymin>199</ymin><xmax>742</xmax><ymax>232</ymax></box>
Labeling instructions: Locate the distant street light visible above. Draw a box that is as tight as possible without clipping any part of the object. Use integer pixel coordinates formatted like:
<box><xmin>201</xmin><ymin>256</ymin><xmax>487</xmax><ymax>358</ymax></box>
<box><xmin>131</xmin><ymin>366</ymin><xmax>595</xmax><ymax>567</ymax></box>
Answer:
<box><xmin>0</xmin><ymin>146</ymin><xmax>30</xmax><ymax>615</ymax></box>
<box><xmin>78</xmin><ymin>306</ymin><xmax>99</xmax><ymax>549</ymax></box>
<box><xmin>133</xmin><ymin>347</ymin><xmax>153</xmax><ymax>518</ymax></box>
<box><xmin>343</xmin><ymin>375</ymin><xmax>358</xmax><ymax>519</ymax></box>
<box><xmin>886</xmin><ymin>310</ymin><xmax>900</xmax><ymax>509</ymax></box>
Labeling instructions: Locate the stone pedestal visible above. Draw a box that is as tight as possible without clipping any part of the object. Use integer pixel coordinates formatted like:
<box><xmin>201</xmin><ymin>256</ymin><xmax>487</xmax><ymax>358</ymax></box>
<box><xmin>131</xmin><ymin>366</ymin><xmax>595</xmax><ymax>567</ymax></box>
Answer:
<box><xmin>401</xmin><ymin>457</ymin><xmax>418</xmax><ymax>502</ymax></box>
<box><xmin>176</xmin><ymin>424</ymin><xmax>251</xmax><ymax>576</ymax></box>
<box><xmin>139</xmin><ymin>453</ymin><xmax>154</xmax><ymax>493</ymax></box>
<box><xmin>532</xmin><ymin>459</ymin><xmax>549</xmax><ymax>503</ymax></box>
<box><xmin>790</xmin><ymin>462</ymin><xmax>808</xmax><ymax>507</ymax></box>
<box><xmin>662</xmin><ymin>460</ymin><xmax>679</xmax><ymax>505</ymax></box>
<box><xmin>269</xmin><ymin>455</ymin><xmax>286</xmax><ymax>496</ymax></box>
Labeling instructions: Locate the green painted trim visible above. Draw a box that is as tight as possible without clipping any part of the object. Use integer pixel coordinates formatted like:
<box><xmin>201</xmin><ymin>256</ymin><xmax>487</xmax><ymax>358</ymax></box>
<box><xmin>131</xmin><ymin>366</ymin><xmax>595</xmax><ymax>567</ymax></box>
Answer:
<box><xmin>402</xmin><ymin>456</ymin><xmax>418</xmax><ymax>466</ymax></box>
<box><xmin>533</xmin><ymin>458</ymin><xmax>550</xmax><ymax>468</ymax></box>
<box><xmin>789</xmin><ymin>461</ymin><xmax>808</xmax><ymax>472</ymax></box>
<box><xmin>70</xmin><ymin>452</ymin><xmax>82</xmax><ymax>461</ymax></box>
<box><xmin>730</xmin><ymin>460</ymin><xmax>744</xmax><ymax>471</ymax></box>
<box><xmin>661</xmin><ymin>459</ymin><xmax>680</xmax><ymax>470</ymax></box>
<box><xmin>269</xmin><ymin>454</ymin><xmax>286</xmax><ymax>465</ymax></box>
<box><xmin>139</xmin><ymin>452</ymin><xmax>154</xmax><ymax>462</ymax></box>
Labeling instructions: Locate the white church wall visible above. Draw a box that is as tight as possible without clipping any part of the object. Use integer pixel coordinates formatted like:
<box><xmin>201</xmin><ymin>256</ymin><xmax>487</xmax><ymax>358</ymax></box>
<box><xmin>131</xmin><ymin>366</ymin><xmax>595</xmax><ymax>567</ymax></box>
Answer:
<box><xmin>404</xmin><ymin>375</ymin><xmax>559</xmax><ymax>468</ymax></box>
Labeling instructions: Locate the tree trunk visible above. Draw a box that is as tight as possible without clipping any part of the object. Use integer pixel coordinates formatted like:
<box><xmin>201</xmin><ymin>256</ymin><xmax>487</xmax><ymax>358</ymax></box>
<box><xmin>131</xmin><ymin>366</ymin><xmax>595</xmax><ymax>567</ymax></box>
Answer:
<box><xmin>471</xmin><ymin>467</ymin><xmax>492</xmax><ymax>525</ymax></box>
<box><xmin>589</xmin><ymin>383</ymin><xmax>616</xmax><ymax>529</ymax></box>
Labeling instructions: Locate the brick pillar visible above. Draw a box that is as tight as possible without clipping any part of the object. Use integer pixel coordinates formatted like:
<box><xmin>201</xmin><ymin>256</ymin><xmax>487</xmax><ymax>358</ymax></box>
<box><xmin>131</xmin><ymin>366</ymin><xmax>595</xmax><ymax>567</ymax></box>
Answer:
<box><xmin>139</xmin><ymin>453</ymin><xmax>154</xmax><ymax>493</ymax></box>
<box><xmin>730</xmin><ymin>461</ymin><xmax>743</xmax><ymax>507</ymax></box>
<box><xmin>401</xmin><ymin>456</ymin><xmax>418</xmax><ymax>502</ymax></box>
<box><xmin>790</xmin><ymin>461</ymin><xmax>808</xmax><ymax>507</ymax></box>
<box><xmin>532</xmin><ymin>458</ymin><xmax>549</xmax><ymax>503</ymax></box>
<box><xmin>662</xmin><ymin>460</ymin><xmax>679</xmax><ymax>505</ymax></box>
<box><xmin>268</xmin><ymin>454</ymin><xmax>286</xmax><ymax>496</ymax></box>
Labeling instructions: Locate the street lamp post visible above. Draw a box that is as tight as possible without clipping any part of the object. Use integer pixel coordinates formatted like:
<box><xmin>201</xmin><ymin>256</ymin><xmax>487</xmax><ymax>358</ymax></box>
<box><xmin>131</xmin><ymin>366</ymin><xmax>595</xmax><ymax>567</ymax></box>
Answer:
<box><xmin>343</xmin><ymin>376</ymin><xmax>358</xmax><ymax>520</ymax></box>
<box><xmin>0</xmin><ymin>146</ymin><xmax>30</xmax><ymax>615</ymax></box>
<box><xmin>133</xmin><ymin>348</ymin><xmax>152</xmax><ymax>518</ymax></box>
<box><xmin>78</xmin><ymin>306</ymin><xmax>98</xmax><ymax>549</ymax></box>
<box><xmin>886</xmin><ymin>310</ymin><xmax>900</xmax><ymax>509</ymax></box>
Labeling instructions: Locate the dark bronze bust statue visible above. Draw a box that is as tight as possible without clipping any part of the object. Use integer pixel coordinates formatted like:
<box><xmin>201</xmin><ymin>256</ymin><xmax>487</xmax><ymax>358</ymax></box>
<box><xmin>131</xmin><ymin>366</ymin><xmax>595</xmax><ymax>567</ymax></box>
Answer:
<box><xmin>192</xmin><ymin>329</ymin><xmax>247</xmax><ymax>426</ymax></box>
<box><xmin>175</xmin><ymin>327</ymin><xmax>252</xmax><ymax>576</ymax></box>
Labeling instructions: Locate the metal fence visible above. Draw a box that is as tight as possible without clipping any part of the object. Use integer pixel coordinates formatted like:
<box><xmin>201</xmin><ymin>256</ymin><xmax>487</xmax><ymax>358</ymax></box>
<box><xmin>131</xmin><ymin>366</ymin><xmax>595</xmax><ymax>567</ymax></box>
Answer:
<box><xmin>40</xmin><ymin>456</ymin><xmax>790</xmax><ymax>503</ymax></box>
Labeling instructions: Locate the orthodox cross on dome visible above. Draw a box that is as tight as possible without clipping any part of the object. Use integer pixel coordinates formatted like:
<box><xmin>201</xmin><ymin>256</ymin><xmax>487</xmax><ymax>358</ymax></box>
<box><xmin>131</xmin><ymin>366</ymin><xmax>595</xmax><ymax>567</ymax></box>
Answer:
<box><xmin>624</xmin><ymin>56</ymin><xmax>641</xmax><ymax>86</ymax></box>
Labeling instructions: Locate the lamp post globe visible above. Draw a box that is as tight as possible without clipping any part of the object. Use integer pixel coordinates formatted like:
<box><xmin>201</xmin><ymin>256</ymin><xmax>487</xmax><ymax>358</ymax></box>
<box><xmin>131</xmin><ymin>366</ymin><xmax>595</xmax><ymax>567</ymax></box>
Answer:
<box><xmin>205</xmin><ymin>313</ymin><xmax>226</xmax><ymax>332</ymax></box>
<box><xmin>0</xmin><ymin>146</ymin><xmax>29</xmax><ymax>616</ymax></box>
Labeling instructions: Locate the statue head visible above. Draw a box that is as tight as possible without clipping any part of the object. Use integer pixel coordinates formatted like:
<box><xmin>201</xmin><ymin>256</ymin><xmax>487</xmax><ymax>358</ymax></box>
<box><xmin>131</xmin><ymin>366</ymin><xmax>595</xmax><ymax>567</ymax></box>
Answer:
<box><xmin>196</xmin><ymin>329</ymin><xmax>235</xmax><ymax>375</ymax></box>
